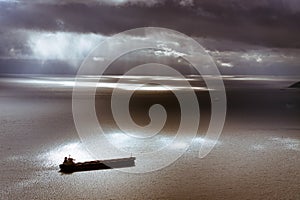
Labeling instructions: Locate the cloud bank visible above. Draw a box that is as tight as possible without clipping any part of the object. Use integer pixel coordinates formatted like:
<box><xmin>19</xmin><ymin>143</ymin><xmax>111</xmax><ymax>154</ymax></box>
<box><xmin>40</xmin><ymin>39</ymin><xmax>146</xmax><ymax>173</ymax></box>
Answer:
<box><xmin>0</xmin><ymin>0</ymin><xmax>299</xmax><ymax>74</ymax></box>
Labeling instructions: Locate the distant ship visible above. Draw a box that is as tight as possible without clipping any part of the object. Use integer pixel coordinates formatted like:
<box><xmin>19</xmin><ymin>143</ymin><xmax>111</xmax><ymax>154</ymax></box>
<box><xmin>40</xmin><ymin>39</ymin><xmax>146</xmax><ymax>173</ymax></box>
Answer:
<box><xmin>59</xmin><ymin>156</ymin><xmax>136</xmax><ymax>173</ymax></box>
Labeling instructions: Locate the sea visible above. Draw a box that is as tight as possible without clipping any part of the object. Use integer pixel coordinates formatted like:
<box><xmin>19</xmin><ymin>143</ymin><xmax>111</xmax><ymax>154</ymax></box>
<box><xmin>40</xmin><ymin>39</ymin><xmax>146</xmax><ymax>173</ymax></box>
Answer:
<box><xmin>0</xmin><ymin>74</ymin><xmax>299</xmax><ymax>199</ymax></box>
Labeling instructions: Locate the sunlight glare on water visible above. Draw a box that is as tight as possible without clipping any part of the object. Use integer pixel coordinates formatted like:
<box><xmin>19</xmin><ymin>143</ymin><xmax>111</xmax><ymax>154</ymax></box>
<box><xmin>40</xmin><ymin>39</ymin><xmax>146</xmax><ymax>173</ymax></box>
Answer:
<box><xmin>43</xmin><ymin>142</ymin><xmax>93</xmax><ymax>166</ymax></box>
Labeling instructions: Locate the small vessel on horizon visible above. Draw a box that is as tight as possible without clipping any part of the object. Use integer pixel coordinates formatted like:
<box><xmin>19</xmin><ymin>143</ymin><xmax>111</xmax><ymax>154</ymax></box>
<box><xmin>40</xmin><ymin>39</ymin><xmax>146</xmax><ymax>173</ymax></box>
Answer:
<box><xmin>59</xmin><ymin>155</ymin><xmax>136</xmax><ymax>173</ymax></box>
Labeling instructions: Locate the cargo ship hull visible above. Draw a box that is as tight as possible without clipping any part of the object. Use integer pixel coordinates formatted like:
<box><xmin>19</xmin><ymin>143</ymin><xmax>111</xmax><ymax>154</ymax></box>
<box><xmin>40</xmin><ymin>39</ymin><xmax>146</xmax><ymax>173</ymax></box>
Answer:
<box><xmin>59</xmin><ymin>157</ymin><xmax>136</xmax><ymax>173</ymax></box>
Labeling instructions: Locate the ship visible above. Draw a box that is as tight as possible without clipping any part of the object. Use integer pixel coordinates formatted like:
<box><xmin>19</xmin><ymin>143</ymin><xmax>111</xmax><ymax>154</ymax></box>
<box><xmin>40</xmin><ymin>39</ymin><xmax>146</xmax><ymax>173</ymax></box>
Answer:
<box><xmin>59</xmin><ymin>155</ymin><xmax>136</xmax><ymax>173</ymax></box>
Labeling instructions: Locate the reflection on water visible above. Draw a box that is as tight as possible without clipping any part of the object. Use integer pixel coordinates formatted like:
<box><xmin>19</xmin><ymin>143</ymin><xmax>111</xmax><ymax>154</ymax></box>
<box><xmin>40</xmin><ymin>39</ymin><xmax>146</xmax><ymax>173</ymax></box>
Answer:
<box><xmin>42</xmin><ymin>143</ymin><xmax>93</xmax><ymax>166</ymax></box>
<box><xmin>1</xmin><ymin>75</ymin><xmax>299</xmax><ymax>93</ymax></box>
<box><xmin>0</xmin><ymin>76</ymin><xmax>210</xmax><ymax>91</ymax></box>
<box><xmin>34</xmin><ymin>126</ymin><xmax>223</xmax><ymax>170</ymax></box>
<box><xmin>40</xmin><ymin>134</ymin><xmax>221</xmax><ymax>168</ymax></box>
<box><xmin>270</xmin><ymin>137</ymin><xmax>300</xmax><ymax>151</ymax></box>
<box><xmin>192</xmin><ymin>137</ymin><xmax>221</xmax><ymax>147</ymax></box>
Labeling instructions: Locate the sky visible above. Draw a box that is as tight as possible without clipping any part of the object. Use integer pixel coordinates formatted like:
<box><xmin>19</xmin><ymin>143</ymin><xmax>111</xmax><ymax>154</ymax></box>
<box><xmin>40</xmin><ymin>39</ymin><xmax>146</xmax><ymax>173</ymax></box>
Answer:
<box><xmin>0</xmin><ymin>0</ymin><xmax>300</xmax><ymax>75</ymax></box>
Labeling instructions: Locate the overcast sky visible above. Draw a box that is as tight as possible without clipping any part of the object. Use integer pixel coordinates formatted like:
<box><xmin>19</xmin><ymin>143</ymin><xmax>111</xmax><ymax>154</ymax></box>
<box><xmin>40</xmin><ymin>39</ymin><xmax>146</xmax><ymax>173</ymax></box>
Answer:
<box><xmin>0</xmin><ymin>0</ymin><xmax>300</xmax><ymax>75</ymax></box>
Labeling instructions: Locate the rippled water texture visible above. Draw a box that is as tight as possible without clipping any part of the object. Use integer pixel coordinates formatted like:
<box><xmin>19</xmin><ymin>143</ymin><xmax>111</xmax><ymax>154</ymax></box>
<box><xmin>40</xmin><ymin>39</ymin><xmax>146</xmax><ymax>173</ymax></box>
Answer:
<box><xmin>0</xmin><ymin>75</ymin><xmax>299</xmax><ymax>199</ymax></box>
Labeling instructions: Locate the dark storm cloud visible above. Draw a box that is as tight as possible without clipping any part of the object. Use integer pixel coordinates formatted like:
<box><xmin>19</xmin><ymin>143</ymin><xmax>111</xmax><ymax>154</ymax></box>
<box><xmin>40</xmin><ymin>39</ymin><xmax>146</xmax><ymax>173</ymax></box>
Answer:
<box><xmin>0</xmin><ymin>0</ymin><xmax>300</xmax><ymax>75</ymax></box>
<box><xmin>1</xmin><ymin>0</ymin><xmax>300</xmax><ymax>48</ymax></box>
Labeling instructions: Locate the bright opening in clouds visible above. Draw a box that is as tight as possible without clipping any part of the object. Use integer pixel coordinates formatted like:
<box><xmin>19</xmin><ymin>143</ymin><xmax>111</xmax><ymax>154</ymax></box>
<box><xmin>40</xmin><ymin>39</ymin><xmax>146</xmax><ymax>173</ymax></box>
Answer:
<box><xmin>28</xmin><ymin>31</ymin><xmax>105</xmax><ymax>66</ymax></box>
